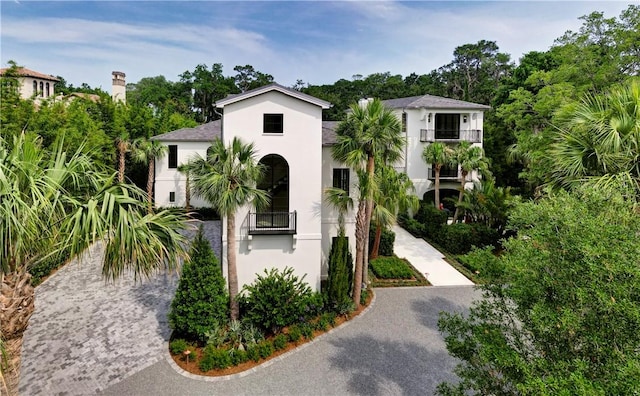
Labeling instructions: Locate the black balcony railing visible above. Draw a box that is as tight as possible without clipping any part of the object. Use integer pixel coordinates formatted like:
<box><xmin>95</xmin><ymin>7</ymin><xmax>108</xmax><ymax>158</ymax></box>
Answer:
<box><xmin>420</xmin><ymin>129</ymin><xmax>482</xmax><ymax>143</ymax></box>
<box><xmin>429</xmin><ymin>167</ymin><xmax>459</xmax><ymax>179</ymax></box>
<box><xmin>248</xmin><ymin>211</ymin><xmax>297</xmax><ymax>235</ymax></box>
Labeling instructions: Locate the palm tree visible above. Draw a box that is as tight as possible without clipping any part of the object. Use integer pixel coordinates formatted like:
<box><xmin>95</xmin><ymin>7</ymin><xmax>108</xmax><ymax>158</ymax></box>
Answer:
<box><xmin>422</xmin><ymin>142</ymin><xmax>456</xmax><ymax>209</ymax></box>
<box><xmin>177</xmin><ymin>163</ymin><xmax>192</xmax><ymax>211</ymax></box>
<box><xmin>370</xmin><ymin>166</ymin><xmax>419</xmax><ymax>260</ymax></box>
<box><xmin>115</xmin><ymin>133</ymin><xmax>131</xmax><ymax>183</ymax></box>
<box><xmin>332</xmin><ymin>98</ymin><xmax>404</xmax><ymax>306</ymax></box>
<box><xmin>131</xmin><ymin>138</ymin><xmax>168</xmax><ymax>213</ymax></box>
<box><xmin>452</xmin><ymin>141</ymin><xmax>491</xmax><ymax>222</ymax></box>
<box><xmin>187</xmin><ymin>137</ymin><xmax>269</xmax><ymax>320</ymax></box>
<box><xmin>550</xmin><ymin>78</ymin><xmax>640</xmax><ymax>192</ymax></box>
<box><xmin>0</xmin><ymin>133</ymin><xmax>190</xmax><ymax>395</ymax></box>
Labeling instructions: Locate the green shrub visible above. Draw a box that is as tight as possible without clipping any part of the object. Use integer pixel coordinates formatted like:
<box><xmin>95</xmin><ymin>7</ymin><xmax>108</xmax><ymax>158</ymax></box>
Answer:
<box><xmin>325</xmin><ymin>235</ymin><xmax>353</xmax><ymax>312</ymax></box>
<box><xmin>169</xmin><ymin>339</ymin><xmax>188</xmax><ymax>355</ymax></box>
<box><xmin>400</xmin><ymin>216</ymin><xmax>425</xmax><ymax>237</ymax></box>
<box><xmin>238</xmin><ymin>267</ymin><xmax>313</xmax><ymax>334</ymax></box>
<box><xmin>415</xmin><ymin>202</ymin><xmax>448</xmax><ymax>239</ymax></box>
<box><xmin>360</xmin><ymin>288</ymin><xmax>371</xmax><ymax>306</ymax></box>
<box><xmin>322</xmin><ymin>312</ymin><xmax>337</xmax><ymax>327</ymax></box>
<box><xmin>257</xmin><ymin>340</ymin><xmax>275</xmax><ymax>359</ymax></box>
<box><xmin>169</xmin><ymin>226</ymin><xmax>229</xmax><ymax>342</ymax></box>
<box><xmin>369</xmin><ymin>227</ymin><xmax>395</xmax><ymax>257</ymax></box>
<box><xmin>287</xmin><ymin>325</ymin><xmax>302</xmax><ymax>343</ymax></box>
<box><xmin>302</xmin><ymin>292</ymin><xmax>325</xmax><ymax>319</ymax></box>
<box><xmin>315</xmin><ymin>316</ymin><xmax>329</xmax><ymax>332</ymax></box>
<box><xmin>246</xmin><ymin>344</ymin><xmax>261</xmax><ymax>362</ymax></box>
<box><xmin>29</xmin><ymin>248</ymin><xmax>70</xmax><ymax>286</ymax></box>
<box><xmin>370</xmin><ymin>256</ymin><xmax>414</xmax><ymax>279</ymax></box>
<box><xmin>229</xmin><ymin>348</ymin><xmax>248</xmax><ymax>365</ymax></box>
<box><xmin>300</xmin><ymin>323</ymin><xmax>314</xmax><ymax>340</ymax></box>
<box><xmin>199</xmin><ymin>346</ymin><xmax>232</xmax><ymax>371</ymax></box>
<box><xmin>273</xmin><ymin>334</ymin><xmax>288</xmax><ymax>350</ymax></box>
<box><xmin>435</xmin><ymin>223</ymin><xmax>500</xmax><ymax>255</ymax></box>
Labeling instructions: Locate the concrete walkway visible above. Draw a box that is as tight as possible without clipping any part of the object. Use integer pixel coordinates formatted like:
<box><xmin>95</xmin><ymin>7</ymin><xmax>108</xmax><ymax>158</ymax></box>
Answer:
<box><xmin>393</xmin><ymin>225</ymin><xmax>473</xmax><ymax>286</ymax></box>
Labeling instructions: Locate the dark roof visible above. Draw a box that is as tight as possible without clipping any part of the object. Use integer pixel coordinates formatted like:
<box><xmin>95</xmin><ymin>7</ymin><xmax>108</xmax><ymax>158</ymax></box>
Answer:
<box><xmin>151</xmin><ymin>120</ymin><xmax>221</xmax><ymax>142</ymax></box>
<box><xmin>382</xmin><ymin>94</ymin><xmax>490</xmax><ymax>110</ymax></box>
<box><xmin>216</xmin><ymin>83</ymin><xmax>332</xmax><ymax>109</ymax></box>
<box><xmin>322</xmin><ymin>121</ymin><xmax>339</xmax><ymax>146</ymax></box>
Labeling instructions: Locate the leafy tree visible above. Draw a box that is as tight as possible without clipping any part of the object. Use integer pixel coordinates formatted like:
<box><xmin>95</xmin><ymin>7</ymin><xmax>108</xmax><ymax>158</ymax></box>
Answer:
<box><xmin>332</xmin><ymin>99</ymin><xmax>404</xmax><ymax>306</ymax></box>
<box><xmin>131</xmin><ymin>137</ymin><xmax>168</xmax><ymax>213</ymax></box>
<box><xmin>456</xmin><ymin>178</ymin><xmax>516</xmax><ymax>234</ymax></box>
<box><xmin>233</xmin><ymin>65</ymin><xmax>274</xmax><ymax>93</ymax></box>
<box><xmin>179</xmin><ymin>63</ymin><xmax>237</xmax><ymax>122</ymax></box>
<box><xmin>0</xmin><ymin>133</ymin><xmax>189</xmax><ymax>395</ymax></box>
<box><xmin>187</xmin><ymin>137</ymin><xmax>269</xmax><ymax>320</ymax></box>
<box><xmin>438</xmin><ymin>185</ymin><xmax>640</xmax><ymax>395</ymax></box>
<box><xmin>169</xmin><ymin>225</ymin><xmax>228</xmax><ymax>342</ymax></box>
<box><xmin>452</xmin><ymin>141</ymin><xmax>491</xmax><ymax>222</ymax></box>
<box><xmin>325</xmin><ymin>233</ymin><xmax>353</xmax><ymax>311</ymax></box>
<box><xmin>422</xmin><ymin>142</ymin><xmax>456</xmax><ymax>209</ymax></box>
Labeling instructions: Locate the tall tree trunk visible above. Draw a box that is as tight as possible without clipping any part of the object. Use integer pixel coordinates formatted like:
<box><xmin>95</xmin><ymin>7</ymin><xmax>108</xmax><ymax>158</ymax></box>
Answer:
<box><xmin>1</xmin><ymin>272</ymin><xmax>35</xmax><ymax>396</ymax></box>
<box><xmin>185</xmin><ymin>175</ymin><xmax>191</xmax><ymax>211</ymax></box>
<box><xmin>117</xmin><ymin>143</ymin><xmax>126</xmax><ymax>183</ymax></box>
<box><xmin>352</xmin><ymin>200</ymin><xmax>366</xmax><ymax>307</ymax></box>
<box><xmin>227</xmin><ymin>213</ymin><xmax>239</xmax><ymax>320</ymax></box>
<box><xmin>434</xmin><ymin>165</ymin><xmax>441</xmax><ymax>208</ymax></box>
<box><xmin>362</xmin><ymin>156</ymin><xmax>375</xmax><ymax>287</ymax></box>
<box><xmin>370</xmin><ymin>223</ymin><xmax>382</xmax><ymax>260</ymax></box>
<box><xmin>452</xmin><ymin>171</ymin><xmax>468</xmax><ymax>222</ymax></box>
<box><xmin>146</xmin><ymin>158</ymin><xmax>154</xmax><ymax>214</ymax></box>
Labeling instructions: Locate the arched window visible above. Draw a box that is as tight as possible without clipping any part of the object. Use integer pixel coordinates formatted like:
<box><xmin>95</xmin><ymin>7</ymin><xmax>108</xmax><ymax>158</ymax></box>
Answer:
<box><xmin>45</xmin><ymin>83</ymin><xmax>50</xmax><ymax>97</ymax></box>
<box><xmin>258</xmin><ymin>154</ymin><xmax>289</xmax><ymax>213</ymax></box>
<box><xmin>33</xmin><ymin>80</ymin><xmax>37</xmax><ymax>95</ymax></box>
<box><xmin>39</xmin><ymin>82</ymin><xmax>43</xmax><ymax>97</ymax></box>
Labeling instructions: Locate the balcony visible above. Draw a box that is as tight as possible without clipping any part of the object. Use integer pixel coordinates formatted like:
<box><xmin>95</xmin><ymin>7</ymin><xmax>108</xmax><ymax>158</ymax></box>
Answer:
<box><xmin>428</xmin><ymin>167</ymin><xmax>459</xmax><ymax>180</ymax></box>
<box><xmin>248</xmin><ymin>211</ymin><xmax>297</xmax><ymax>235</ymax></box>
<box><xmin>420</xmin><ymin>129</ymin><xmax>482</xmax><ymax>143</ymax></box>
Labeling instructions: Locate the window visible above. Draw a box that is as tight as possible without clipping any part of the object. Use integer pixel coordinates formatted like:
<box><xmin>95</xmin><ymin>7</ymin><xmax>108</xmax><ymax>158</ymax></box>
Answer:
<box><xmin>39</xmin><ymin>82</ymin><xmax>44</xmax><ymax>97</ymax></box>
<box><xmin>258</xmin><ymin>154</ymin><xmax>289</xmax><ymax>213</ymax></box>
<box><xmin>263</xmin><ymin>114</ymin><xmax>283</xmax><ymax>134</ymax></box>
<box><xmin>45</xmin><ymin>83</ymin><xmax>50</xmax><ymax>97</ymax></box>
<box><xmin>169</xmin><ymin>192</ymin><xmax>175</xmax><ymax>203</ymax></box>
<box><xmin>435</xmin><ymin>114</ymin><xmax>460</xmax><ymax>139</ymax></box>
<box><xmin>431</xmin><ymin>164</ymin><xmax>458</xmax><ymax>179</ymax></box>
<box><xmin>33</xmin><ymin>81</ymin><xmax>37</xmax><ymax>95</ymax></box>
<box><xmin>168</xmin><ymin>145</ymin><xmax>178</xmax><ymax>169</ymax></box>
<box><xmin>333</xmin><ymin>168</ymin><xmax>350</xmax><ymax>195</ymax></box>
<box><xmin>401</xmin><ymin>112</ymin><xmax>407</xmax><ymax>132</ymax></box>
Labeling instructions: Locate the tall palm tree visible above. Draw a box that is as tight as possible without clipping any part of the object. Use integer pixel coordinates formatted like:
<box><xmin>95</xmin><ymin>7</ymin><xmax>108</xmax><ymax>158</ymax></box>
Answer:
<box><xmin>131</xmin><ymin>138</ymin><xmax>168</xmax><ymax>214</ymax></box>
<box><xmin>187</xmin><ymin>137</ymin><xmax>269</xmax><ymax>320</ymax></box>
<box><xmin>177</xmin><ymin>163</ymin><xmax>192</xmax><ymax>211</ymax></box>
<box><xmin>332</xmin><ymin>98</ymin><xmax>404</xmax><ymax>306</ymax></box>
<box><xmin>550</xmin><ymin>78</ymin><xmax>640</xmax><ymax>192</ymax></box>
<box><xmin>370</xmin><ymin>166</ymin><xmax>419</xmax><ymax>260</ymax></box>
<box><xmin>0</xmin><ymin>133</ymin><xmax>190</xmax><ymax>395</ymax></box>
<box><xmin>115</xmin><ymin>133</ymin><xmax>131</xmax><ymax>183</ymax></box>
<box><xmin>452</xmin><ymin>141</ymin><xmax>491</xmax><ymax>222</ymax></box>
<box><xmin>422</xmin><ymin>142</ymin><xmax>456</xmax><ymax>209</ymax></box>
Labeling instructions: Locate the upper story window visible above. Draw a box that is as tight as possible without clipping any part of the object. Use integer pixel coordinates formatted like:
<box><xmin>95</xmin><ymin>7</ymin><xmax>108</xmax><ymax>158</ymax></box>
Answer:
<box><xmin>45</xmin><ymin>83</ymin><xmax>50</xmax><ymax>97</ymax></box>
<box><xmin>33</xmin><ymin>81</ymin><xmax>37</xmax><ymax>95</ymax></box>
<box><xmin>401</xmin><ymin>112</ymin><xmax>407</xmax><ymax>132</ymax></box>
<box><xmin>168</xmin><ymin>145</ymin><xmax>178</xmax><ymax>169</ymax></box>
<box><xmin>435</xmin><ymin>114</ymin><xmax>460</xmax><ymax>140</ymax></box>
<box><xmin>332</xmin><ymin>168</ymin><xmax>350</xmax><ymax>196</ymax></box>
<box><xmin>39</xmin><ymin>82</ymin><xmax>44</xmax><ymax>97</ymax></box>
<box><xmin>263</xmin><ymin>114</ymin><xmax>283</xmax><ymax>134</ymax></box>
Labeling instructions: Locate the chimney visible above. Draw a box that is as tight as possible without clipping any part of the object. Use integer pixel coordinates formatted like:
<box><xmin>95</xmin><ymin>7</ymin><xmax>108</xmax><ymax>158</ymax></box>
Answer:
<box><xmin>112</xmin><ymin>71</ymin><xmax>126</xmax><ymax>104</ymax></box>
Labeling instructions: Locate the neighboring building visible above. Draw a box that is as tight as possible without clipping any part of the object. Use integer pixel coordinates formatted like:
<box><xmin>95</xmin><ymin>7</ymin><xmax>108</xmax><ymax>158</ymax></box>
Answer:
<box><xmin>111</xmin><ymin>71</ymin><xmax>126</xmax><ymax>103</ymax></box>
<box><xmin>0</xmin><ymin>67</ymin><xmax>59</xmax><ymax>101</ymax></box>
<box><xmin>152</xmin><ymin>84</ymin><xmax>488</xmax><ymax>290</ymax></box>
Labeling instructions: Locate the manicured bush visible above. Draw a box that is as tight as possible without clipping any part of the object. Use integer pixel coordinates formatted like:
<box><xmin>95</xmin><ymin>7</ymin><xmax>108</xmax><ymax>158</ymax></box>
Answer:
<box><xmin>325</xmin><ymin>235</ymin><xmax>353</xmax><ymax>312</ymax></box>
<box><xmin>435</xmin><ymin>223</ymin><xmax>500</xmax><ymax>255</ymax></box>
<box><xmin>257</xmin><ymin>340</ymin><xmax>275</xmax><ymax>359</ymax></box>
<box><xmin>302</xmin><ymin>292</ymin><xmax>325</xmax><ymax>319</ymax></box>
<box><xmin>273</xmin><ymin>334</ymin><xmax>288</xmax><ymax>350</ymax></box>
<box><xmin>246</xmin><ymin>344</ymin><xmax>261</xmax><ymax>362</ymax></box>
<box><xmin>169</xmin><ymin>226</ymin><xmax>229</xmax><ymax>342</ymax></box>
<box><xmin>29</xmin><ymin>248</ymin><xmax>70</xmax><ymax>286</ymax></box>
<box><xmin>415</xmin><ymin>202</ymin><xmax>448</xmax><ymax>239</ymax></box>
<box><xmin>369</xmin><ymin>228</ymin><xmax>395</xmax><ymax>257</ymax></box>
<box><xmin>370</xmin><ymin>256</ymin><xmax>415</xmax><ymax>279</ymax></box>
<box><xmin>169</xmin><ymin>339</ymin><xmax>189</xmax><ymax>355</ymax></box>
<box><xmin>229</xmin><ymin>348</ymin><xmax>248</xmax><ymax>365</ymax></box>
<box><xmin>299</xmin><ymin>323</ymin><xmax>314</xmax><ymax>340</ymax></box>
<box><xmin>287</xmin><ymin>325</ymin><xmax>302</xmax><ymax>343</ymax></box>
<box><xmin>238</xmin><ymin>267</ymin><xmax>313</xmax><ymax>334</ymax></box>
<box><xmin>199</xmin><ymin>345</ymin><xmax>232</xmax><ymax>371</ymax></box>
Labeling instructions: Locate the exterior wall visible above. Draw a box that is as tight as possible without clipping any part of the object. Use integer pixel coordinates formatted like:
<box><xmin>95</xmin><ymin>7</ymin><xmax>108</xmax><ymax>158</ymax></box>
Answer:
<box><xmin>18</xmin><ymin>77</ymin><xmax>56</xmax><ymax>101</ymax></box>
<box><xmin>320</xmin><ymin>147</ymin><xmax>357</xmax><ymax>279</ymax></box>
<box><xmin>154</xmin><ymin>140</ymin><xmax>210</xmax><ymax>208</ymax></box>
<box><xmin>397</xmin><ymin>108</ymin><xmax>485</xmax><ymax>200</ymax></box>
<box><xmin>221</xmin><ymin>91</ymin><xmax>325</xmax><ymax>291</ymax></box>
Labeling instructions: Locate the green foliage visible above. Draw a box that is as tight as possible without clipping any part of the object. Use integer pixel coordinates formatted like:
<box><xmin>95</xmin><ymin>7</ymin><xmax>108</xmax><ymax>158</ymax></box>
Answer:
<box><xmin>229</xmin><ymin>348</ymin><xmax>248</xmax><ymax>365</ymax></box>
<box><xmin>287</xmin><ymin>325</ymin><xmax>302</xmax><ymax>343</ymax></box>
<box><xmin>368</xmin><ymin>228</ymin><xmax>395</xmax><ymax>257</ymax></box>
<box><xmin>438</xmin><ymin>186</ymin><xmax>640</xmax><ymax>395</ymax></box>
<box><xmin>257</xmin><ymin>340</ymin><xmax>275</xmax><ymax>359</ymax></box>
<box><xmin>169</xmin><ymin>339</ymin><xmax>189</xmax><ymax>355</ymax></box>
<box><xmin>239</xmin><ymin>267</ymin><xmax>313</xmax><ymax>334</ymax></box>
<box><xmin>246</xmin><ymin>344</ymin><xmax>261</xmax><ymax>362</ymax></box>
<box><xmin>325</xmin><ymin>235</ymin><xmax>353</xmax><ymax>311</ymax></box>
<box><xmin>28</xmin><ymin>248</ymin><xmax>70</xmax><ymax>286</ymax></box>
<box><xmin>397</xmin><ymin>213</ymin><xmax>425</xmax><ymax>238</ymax></box>
<box><xmin>435</xmin><ymin>223</ymin><xmax>499</xmax><ymax>255</ymax></box>
<box><xmin>199</xmin><ymin>345</ymin><xmax>232</xmax><ymax>371</ymax></box>
<box><xmin>456</xmin><ymin>178</ymin><xmax>517</xmax><ymax>233</ymax></box>
<box><xmin>273</xmin><ymin>334</ymin><xmax>288</xmax><ymax>351</ymax></box>
<box><xmin>299</xmin><ymin>323</ymin><xmax>315</xmax><ymax>340</ymax></box>
<box><xmin>370</xmin><ymin>257</ymin><xmax>414</xmax><ymax>279</ymax></box>
<box><xmin>414</xmin><ymin>202</ymin><xmax>448</xmax><ymax>239</ymax></box>
<box><xmin>169</xmin><ymin>226</ymin><xmax>229</xmax><ymax>342</ymax></box>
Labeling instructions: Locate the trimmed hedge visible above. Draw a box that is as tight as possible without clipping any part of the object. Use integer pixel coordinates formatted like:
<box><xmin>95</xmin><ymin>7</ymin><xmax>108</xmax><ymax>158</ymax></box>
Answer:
<box><xmin>415</xmin><ymin>202</ymin><xmax>448</xmax><ymax>239</ymax></box>
<box><xmin>434</xmin><ymin>223</ymin><xmax>500</xmax><ymax>255</ymax></box>
<box><xmin>370</xmin><ymin>256</ymin><xmax>415</xmax><ymax>279</ymax></box>
<box><xmin>369</xmin><ymin>227</ymin><xmax>396</xmax><ymax>257</ymax></box>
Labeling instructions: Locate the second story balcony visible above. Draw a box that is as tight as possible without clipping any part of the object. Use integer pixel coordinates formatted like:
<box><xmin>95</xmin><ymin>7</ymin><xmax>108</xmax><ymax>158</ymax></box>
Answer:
<box><xmin>248</xmin><ymin>211</ymin><xmax>297</xmax><ymax>235</ymax></box>
<box><xmin>428</xmin><ymin>166</ymin><xmax>459</xmax><ymax>180</ymax></box>
<box><xmin>420</xmin><ymin>129</ymin><xmax>481</xmax><ymax>143</ymax></box>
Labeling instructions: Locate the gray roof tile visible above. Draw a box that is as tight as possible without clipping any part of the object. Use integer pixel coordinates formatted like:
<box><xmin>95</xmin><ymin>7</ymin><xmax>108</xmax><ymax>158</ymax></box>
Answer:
<box><xmin>383</xmin><ymin>95</ymin><xmax>490</xmax><ymax>110</ymax></box>
<box><xmin>151</xmin><ymin>120</ymin><xmax>221</xmax><ymax>141</ymax></box>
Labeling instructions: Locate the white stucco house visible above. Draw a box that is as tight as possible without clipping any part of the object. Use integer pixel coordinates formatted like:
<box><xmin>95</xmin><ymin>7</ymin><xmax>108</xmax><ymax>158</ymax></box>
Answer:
<box><xmin>152</xmin><ymin>84</ymin><xmax>489</xmax><ymax>291</ymax></box>
<box><xmin>0</xmin><ymin>67</ymin><xmax>59</xmax><ymax>101</ymax></box>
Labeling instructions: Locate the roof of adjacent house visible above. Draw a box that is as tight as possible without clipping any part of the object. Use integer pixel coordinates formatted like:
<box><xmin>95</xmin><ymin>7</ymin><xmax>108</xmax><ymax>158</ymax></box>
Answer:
<box><xmin>216</xmin><ymin>83</ymin><xmax>332</xmax><ymax>109</ymax></box>
<box><xmin>151</xmin><ymin>120</ymin><xmax>222</xmax><ymax>142</ymax></box>
<box><xmin>0</xmin><ymin>67</ymin><xmax>60</xmax><ymax>82</ymax></box>
<box><xmin>382</xmin><ymin>94</ymin><xmax>490</xmax><ymax>110</ymax></box>
<box><xmin>322</xmin><ymin>121</ymin><xmax>339</xmax><ymax>146</ymax></box>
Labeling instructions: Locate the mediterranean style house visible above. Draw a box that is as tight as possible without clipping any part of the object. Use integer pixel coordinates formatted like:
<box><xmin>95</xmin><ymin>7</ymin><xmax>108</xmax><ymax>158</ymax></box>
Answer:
<box><xmin>152</xmin><ymin>84</ymin><xmax>489</xmax><ymax>290</ymax></box>
<box><xmin>0</xmin><ymin>67</ymin><xmax>59</xmax><ymax>101</ymax></box>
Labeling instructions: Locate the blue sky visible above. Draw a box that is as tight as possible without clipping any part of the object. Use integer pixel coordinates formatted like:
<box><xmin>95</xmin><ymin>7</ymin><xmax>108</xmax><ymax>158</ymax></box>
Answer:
<box><xmin>1</xmin><ymin>1</ymin><xmax>633</xmax><ymax>91</ymax></box>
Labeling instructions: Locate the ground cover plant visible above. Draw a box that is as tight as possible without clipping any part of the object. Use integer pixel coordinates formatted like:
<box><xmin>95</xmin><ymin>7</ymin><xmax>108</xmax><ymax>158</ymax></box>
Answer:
<box><xmin>369</xmin><ymin>256</ymin><xmax>414</xmax><ymax>279</ymax></box>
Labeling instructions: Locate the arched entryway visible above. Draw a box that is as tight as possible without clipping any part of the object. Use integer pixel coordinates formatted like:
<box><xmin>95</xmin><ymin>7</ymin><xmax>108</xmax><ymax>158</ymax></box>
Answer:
<box><xmin>251</xmin><ymin>154</ymin><xmax>295</xmax><ymax>233</ymax></box>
